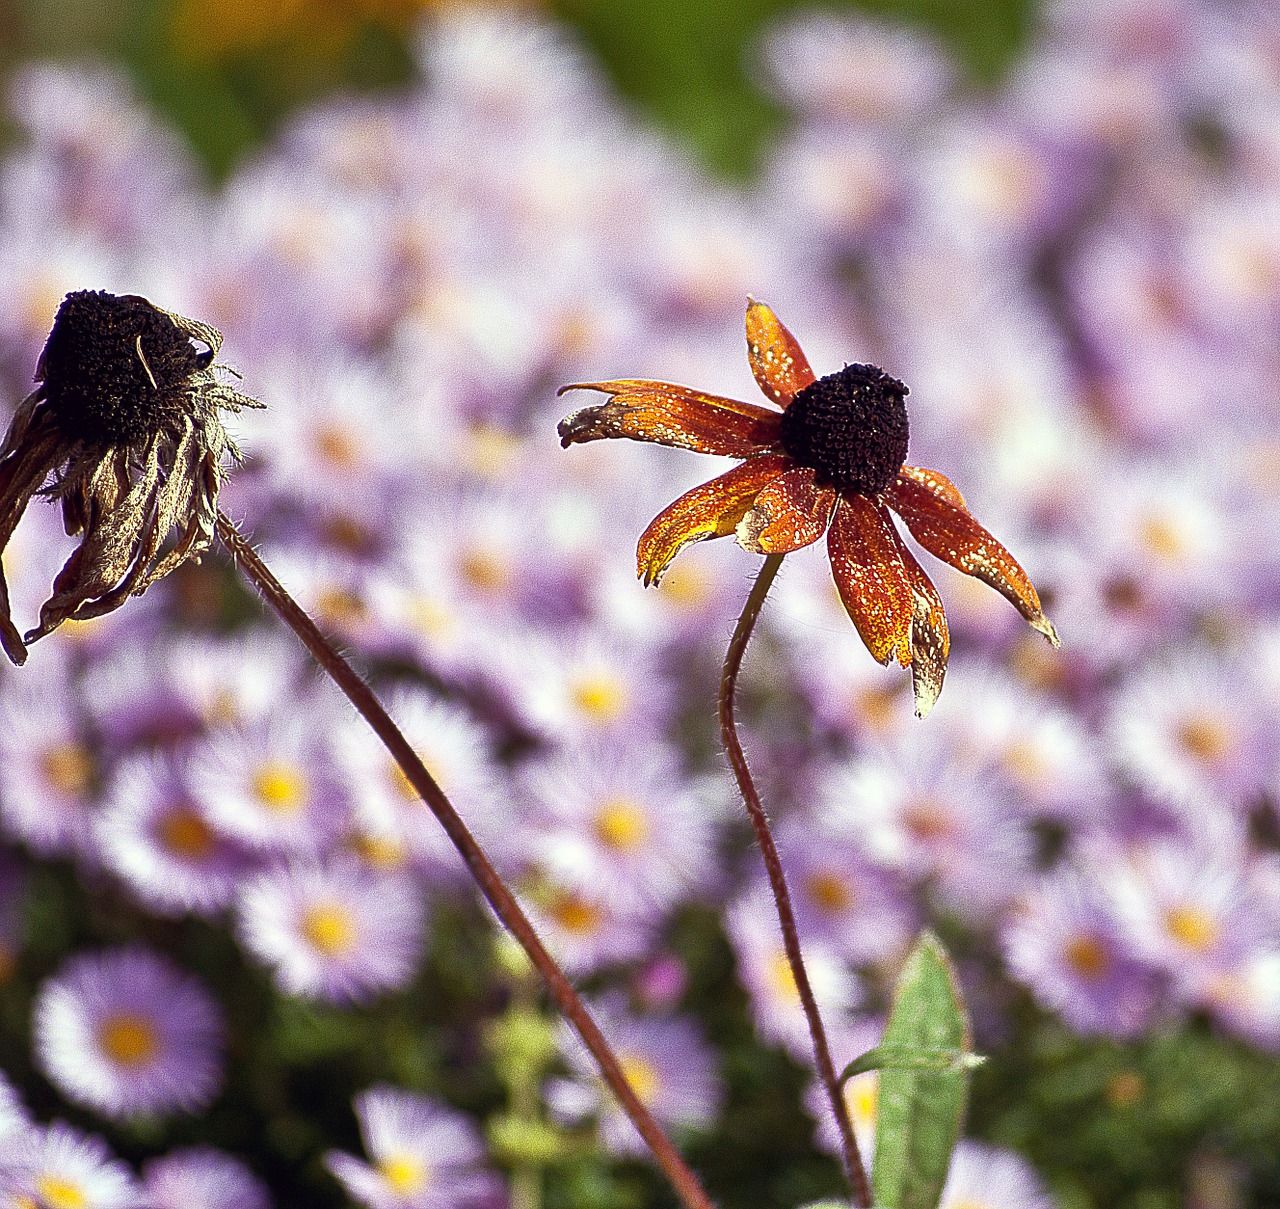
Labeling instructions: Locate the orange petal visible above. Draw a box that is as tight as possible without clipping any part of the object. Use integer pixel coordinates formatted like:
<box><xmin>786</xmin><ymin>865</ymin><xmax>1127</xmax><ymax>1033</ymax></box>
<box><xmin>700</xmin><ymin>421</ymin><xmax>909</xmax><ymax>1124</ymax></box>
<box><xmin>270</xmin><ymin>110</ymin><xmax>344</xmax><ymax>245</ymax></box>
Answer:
<box><xmin>895</xmin><ymin>464</ymin><xmax>968</xmax><ymax>511</ymax></box>
<box><xmin>558</xmin><ymin>380</ymin><xmax>782</xmax><ymax>458</ymax></box>
<box><xmin>746</xmin><ymin>299</ymin><xmax>817</xmax><ymax>408</ymax></box>
<box><xmin>886</xmin><ymin>471</ymin><xmax>1060</xmax><ymax>647</ymax></box>
<box><xmin>826</xmin><ymin>495</ymin><xmax>914</xmax><ymax>668</ymax></box>
<box><xmin>885</xmin><ymin>523</ymin><xmax>951</xmax><ymax>719</ymax></box>
<box><xmin>736</xmin><ymin>466</ymin><xmax>836</xmax><ymax>554</ymax></box>
<box><xmin>637</xmin><ymin>454</ymin><xmax>791</xmax><ymax>586</ymax></box>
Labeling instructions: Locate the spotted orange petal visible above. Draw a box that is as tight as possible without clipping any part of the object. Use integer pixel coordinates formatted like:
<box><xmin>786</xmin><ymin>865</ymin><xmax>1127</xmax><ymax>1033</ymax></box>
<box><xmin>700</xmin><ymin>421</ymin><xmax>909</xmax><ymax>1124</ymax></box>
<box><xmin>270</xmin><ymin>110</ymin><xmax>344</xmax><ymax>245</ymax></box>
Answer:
<box><xmin>895</xmin><ymin>464</ymin><xmax>968</xmax><ymax>511</ymax></box>
<box><xmin>886</xmin><ymin>470</ymin><xmax>1060</xmax><ymax>647</ymax></box>
<box><xmin>746</xmin><ymin>299</ymin><xmax>817</xmax><ymax>408</ymax></box>
<box><xmin>557</xmin><ymin>380</ymin><xmax>783</xmax><ymax>458</ymax></box>
<box><xmin>637</xmin><ymin>454</ymin><xmax>791</xmax><ymax>587</ymax></box>
<box><xmin>884</xmin><ymin>521</ymin><xmax>951</xmax><ymax>719</ymax></box>
<box><xmin>735</xmin><ymin>465</ymin><xmax>836</xmax><ymax>554</ymax></box>
<box><xmin>826</xmin><ymin>495</ymin><xmax>914</xmax><ymax>668</ymax></box>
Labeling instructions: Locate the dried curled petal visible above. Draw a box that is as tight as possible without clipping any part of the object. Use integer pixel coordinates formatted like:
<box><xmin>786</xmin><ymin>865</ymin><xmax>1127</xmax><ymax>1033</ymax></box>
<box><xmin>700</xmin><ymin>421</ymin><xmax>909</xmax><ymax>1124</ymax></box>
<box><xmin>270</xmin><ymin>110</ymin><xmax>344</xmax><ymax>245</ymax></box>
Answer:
<box><xmin>884</xmin><ymin>521</ymin><xmax>951</xmax><ymax>719</ymax></box>
<box><xmin>886</xmin><ymin>471</ymin><xmax>1059</xmax><ymax>647</ymax></box>
<box><xmin>735</xmin><ymin>465</ymin><xmax>836</xmax><ymax>555</ymax></box>
<box><xmin>637</xmin><ymin>454</ymin><xmax>791</xmax><ymax>586</ymax></box>
<box><xmin>557</xmin><ymin>380</ymin><xmax>783</xmax><ymax>459</ymax></box>
<box><xmin>826</xmin><ymin>495</ymin><xmax>914</xmax><ymax>668</ymax></box>
<box><xmin>746</xmin><ymin>299</ymin><xmax>816</xmax><ymax>408</ymax></box>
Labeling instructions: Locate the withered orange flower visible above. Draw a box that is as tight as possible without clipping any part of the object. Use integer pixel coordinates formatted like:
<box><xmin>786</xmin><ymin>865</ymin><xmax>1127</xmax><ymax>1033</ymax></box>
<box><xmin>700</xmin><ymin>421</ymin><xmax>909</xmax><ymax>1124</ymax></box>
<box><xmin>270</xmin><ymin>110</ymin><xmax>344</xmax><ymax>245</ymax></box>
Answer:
<box><xmin>558</xmin><ymin>300</ymin><xmax>1059</xmax><ymax>718</ymax></box>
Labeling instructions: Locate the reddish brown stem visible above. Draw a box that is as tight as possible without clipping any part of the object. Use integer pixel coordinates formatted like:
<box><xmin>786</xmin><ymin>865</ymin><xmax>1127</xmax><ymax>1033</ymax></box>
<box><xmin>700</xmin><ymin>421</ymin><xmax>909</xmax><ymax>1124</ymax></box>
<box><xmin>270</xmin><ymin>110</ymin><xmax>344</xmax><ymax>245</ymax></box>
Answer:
<box><xmin>216</xmin><ymin>512</ymin><xmax>716</xmax><ymax>1209</ymax></box>
<box><xmin>719</xmin><ymin>553</ymin><xmax>871</xmax><ymax>1208</ymax></box>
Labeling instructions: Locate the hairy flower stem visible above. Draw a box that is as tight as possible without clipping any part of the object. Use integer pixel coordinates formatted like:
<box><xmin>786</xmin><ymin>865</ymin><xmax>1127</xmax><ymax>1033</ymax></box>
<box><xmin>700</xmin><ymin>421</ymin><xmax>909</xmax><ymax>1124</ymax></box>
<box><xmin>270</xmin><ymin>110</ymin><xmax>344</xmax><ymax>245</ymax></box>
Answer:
<box><xmin>719</xmin><ymin>553</ymin><xmax>871</xmax><ymax>1209</ymax></box>
<box><xmin>216</xmin><ymin>512</ymin><xmax>717</xmax><ymax>1209</ymax></box>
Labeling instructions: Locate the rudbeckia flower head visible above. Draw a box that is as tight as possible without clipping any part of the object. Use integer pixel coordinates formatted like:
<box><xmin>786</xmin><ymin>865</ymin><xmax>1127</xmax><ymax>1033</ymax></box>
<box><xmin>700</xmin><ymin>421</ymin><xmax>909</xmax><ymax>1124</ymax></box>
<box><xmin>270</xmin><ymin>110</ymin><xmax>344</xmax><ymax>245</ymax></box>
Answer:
<box><xmin>0</xmin><ymin>290</ymin><xmax>260</xmax><ymax>665</ymax></box>
<box><xmin>558</xmin><ymin>300</ymin><xmax>1058</xmax><ymax>717</ymax></box>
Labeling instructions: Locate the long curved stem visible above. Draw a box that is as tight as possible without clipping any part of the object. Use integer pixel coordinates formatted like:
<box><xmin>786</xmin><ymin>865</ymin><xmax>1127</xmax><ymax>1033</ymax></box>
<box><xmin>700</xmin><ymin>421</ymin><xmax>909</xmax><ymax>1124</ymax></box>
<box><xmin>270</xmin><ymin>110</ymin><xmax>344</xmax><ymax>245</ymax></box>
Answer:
<box><xmin>216</xmin><ymin>512</ymin><xmax>716</xmax><ymax>1209</ymax></box>
<box><xmin>719</xmin><ymin>553</ymin><xmax>871</xmax><ymax>1208</ymax></box>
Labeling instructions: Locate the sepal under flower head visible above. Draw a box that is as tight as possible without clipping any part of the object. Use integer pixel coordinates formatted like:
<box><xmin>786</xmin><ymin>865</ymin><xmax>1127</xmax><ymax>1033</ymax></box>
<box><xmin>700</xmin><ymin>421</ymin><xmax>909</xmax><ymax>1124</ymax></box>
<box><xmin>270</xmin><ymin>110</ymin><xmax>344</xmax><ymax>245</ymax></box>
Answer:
<box><xmin>0</xmin><ymin>289</ymin><xmax>261</xmax><ymax>664</ymax></box>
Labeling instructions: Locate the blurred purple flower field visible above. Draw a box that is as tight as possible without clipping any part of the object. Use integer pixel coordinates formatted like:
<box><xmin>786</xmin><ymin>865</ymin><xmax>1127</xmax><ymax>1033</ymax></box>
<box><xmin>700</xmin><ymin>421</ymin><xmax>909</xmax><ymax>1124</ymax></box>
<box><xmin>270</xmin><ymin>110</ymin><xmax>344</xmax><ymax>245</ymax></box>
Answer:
<box><xmin>0</xmin><ymin>2</ymin><xmax>1278</xmax><ymax>1206</ymax></box>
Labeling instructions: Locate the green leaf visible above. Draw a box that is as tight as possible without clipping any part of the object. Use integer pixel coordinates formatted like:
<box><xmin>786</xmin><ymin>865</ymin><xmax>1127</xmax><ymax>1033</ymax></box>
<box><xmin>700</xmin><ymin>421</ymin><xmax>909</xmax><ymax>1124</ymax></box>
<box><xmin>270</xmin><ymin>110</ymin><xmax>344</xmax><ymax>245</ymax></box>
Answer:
<box><xmin>871</xmin><ymin>931</ymin><xmax>974</xmax><ymax>1209</ymax></box>
<box><xmin>840</xmin><ymin>1044</ymin><xmax>985</xmax><ymax>1082</ymax></box>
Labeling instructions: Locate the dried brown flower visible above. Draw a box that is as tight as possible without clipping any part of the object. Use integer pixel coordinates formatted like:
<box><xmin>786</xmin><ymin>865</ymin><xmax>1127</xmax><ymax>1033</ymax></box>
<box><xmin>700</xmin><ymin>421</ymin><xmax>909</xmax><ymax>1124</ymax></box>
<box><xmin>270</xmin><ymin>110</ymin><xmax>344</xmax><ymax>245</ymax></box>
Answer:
<box><xmin>0</xmin><ymin>290</ymin><xmax>260</xmax><ymax>664</ymax></box>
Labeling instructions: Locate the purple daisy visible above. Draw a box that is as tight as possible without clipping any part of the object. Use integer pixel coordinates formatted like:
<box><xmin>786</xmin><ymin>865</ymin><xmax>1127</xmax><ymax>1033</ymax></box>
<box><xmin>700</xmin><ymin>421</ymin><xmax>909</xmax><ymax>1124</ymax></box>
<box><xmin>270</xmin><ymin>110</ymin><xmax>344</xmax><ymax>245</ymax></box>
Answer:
<box><xmin>96</xmin><ymin>751</ymin><xmax>252</xmax><ymax>918</ymax></box>
<box><xmin>938</xmin><ymin>1139</ymin><xmax>1056</xmax><ymax>1209</ymax></box>
<box><xmin>0</xmin><ymin>663</ymin><xmax>98</xmax><ymax>858</ymax></box>
<box><xmin>187</xmin><ymin>712</ymin><xmax>352</xmax><ymax>857</ymax></box>
<box><xmin>1003</xmin><ymin>867</ymin><xmax>1161</xmax><ymax>1038</ymax></box>
<box><xmin>519</xmin><ymin>738</ymin><xmax>718</xmax><ymax>912</ymax></box>
<box><xmin>236</xmin><ymin>860</ymin><xmax>425</xmax><ymax>1003</ymax></box>
<box><xmin>548</xmin><ymin>999</ymin><xmax>720</xmax><ymax>1157</ymax></box>
<box><xmin>0</xmin><ymin>1121</ymin><xmax>144</xmax><ymax>1209</ymax></box>
<box><xmin>33</xmin><ymin>947</ymin><xmax>224</xmax><ymax>1121</ymax></box>
<box><xmin>1108</xmin><ymin>835</ymin><xmax>1269</xmax><ymax>1005</ymax></box>
<box><xmin>726</xmin><ymin>885</ymin><xmax>862</xmax><ymax>1061</ymax></box>
<box><xmin>325</xmin><ymin>1085</ymin><xmax>505</xmax><ymax>1209</ymax></box>
<box><xmin>334</xmin><ymin>688</ymin><xmax>504</xmax><ymax>882</ymax></box>
<box><xmin>143</xmin><ymin>1147</ymin><xmax>272</xmax><ymax>1209</ymax></box>
<box><xmin>1106</xmin><ymin>650</ymin><xmax>1276</xmax><ymax>824</ymax></box>
<box><xmin>771</xmin><ymin>814</ymin><xmax>917</xmax><ymax>967</ymax></box>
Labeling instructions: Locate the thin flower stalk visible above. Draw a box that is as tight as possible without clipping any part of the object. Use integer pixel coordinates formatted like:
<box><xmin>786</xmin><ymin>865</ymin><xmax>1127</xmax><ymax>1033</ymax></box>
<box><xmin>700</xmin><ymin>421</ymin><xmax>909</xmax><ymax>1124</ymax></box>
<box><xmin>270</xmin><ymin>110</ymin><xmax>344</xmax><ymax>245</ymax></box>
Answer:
<box><xmin>215</xmin><ymin>512</ymin><xmax>717</xmax><ymax>1209</ymax></box>
<box><xmin>719</xmin><ymin>552</ymin><xmax>871</xmax><ymax>1209</ymax></box>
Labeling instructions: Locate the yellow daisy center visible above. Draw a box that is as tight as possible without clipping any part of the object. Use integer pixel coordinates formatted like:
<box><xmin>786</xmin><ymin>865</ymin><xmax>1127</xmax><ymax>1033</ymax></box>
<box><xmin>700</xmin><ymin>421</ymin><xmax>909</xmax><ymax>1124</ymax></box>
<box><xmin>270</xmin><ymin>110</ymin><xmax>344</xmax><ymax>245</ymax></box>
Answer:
<box><xmin>1003</xmin><ymin>739</ymin><xmax>1046</xmax><ymax>787</ymax></box>
<box><xmin>34</xmin><ymin>1176</ymin><xmax>88</xmax><ymax>1209</ymax></box>
<box><xmin>463</xmin><ymin>421</ymin><xmax>522</xmax><ymax>479</ymax></box>
<box><xmin>459</xmin><ymin>549</ymin><xmax>513</xmax><ymax>595</ymax></box>
<box><xmin>98</xmin><ymin>1012</ymin><xmax>159</xmax><ymax>1068</ymax></box>
<box><xmin>353</xmin><ymin>832</ymin><xmax>410</xmax><ymax>870</ymax></box>
<box><xmin>378</xmin><ymin>1154</ymin><xmax>429</xmax><ymax>1195</ymax></box>
<box><xmin>40</xmin><ymin>742</ymin><xmax>94</xmax><ymax>797</ymax></box>
<box><xmin>1140</xmin><ymin>515</ymin><xmax>1185</xmax><ymax>561</ymax></box>
<box><xmin>844</xmin><ymin>1073</ymin><xmax>878</xmax><ymax>1129</ymax></box>
<box><xmin>1105</xmin><ymin>1071</ymin><xmax>1145</xmax><ymax>1108</ymax></box>
<box><xmin>592</xmin><ymin>798</ymin><xmax>649</xmax><ymax>851</ymax></box>
<box><xmin>806</xmin><ymin>872</ymin><xmax>855</xmax><ymax>915</ymax></box>
<box><xmin>1164</xmin><ymin>905</ymin><xmax>1220</xmax><ymax>953</ymax></box>
<box><xmin>900</xmin><ymin>798</ymin><xmax>954</xmax><ymax>844</ymax></box>
<box><xmin>1175</xmin><ymin>716</ymin><xmax>1233</xmax><ymax>764</ymax></box>
<box><xmin>571</xmin><ymin>673</ymin><xmax>629</xmax><ymax>722</ymax></box>
<box><xmin>387</xmin><ymin>758</ymin><xmax>425</xmax><ymax>802</ymax></box>
<box><xmin>314</xmin><ymin>587</ymin><xmax>367</xmax><ymax>628</ymax></box>
<box><xmin>548</xmin><ymin>894</ymin><xmax>603</xmax><ymax>936</ymax></box>
<box><xmin>301</xmin><ymin>903</ymin><xmax>358</xmax><ymax>955</ymax></box>
<box><xmin>765</xmin><ymin>950</ymin><xmax>801</xmax><ymax>1007</ymax></box>
<box><xmin>252</xmin><ymin>762</ymin><xmax>308</xmax><ymax>814</ymax></box>
<box><xmin>313</xmin><ymin>423</ymin><xmax>362</xmax><ymax>470</ymax></box>
<box><xmin>407</xmin><ymin>596</ymin><xmax>458</xmax><ymax>638</ymax></box>
<box><xmin>157</xmin><ymin>806</ymin><xmax>216</xmax><ymax>860</ymax></box>
<box><xmin>1064</xmin><ymin>935</ymin><xmax>1110</xmax><ymax>981</ymax></box>
<box><xmin>656</xmin><ymin>561</ymin><xmax>711</xmax><ymax>610</ymax></box>
<box><xmin>619</xmin><ymin>1054</ymin><xmax>661</xmax><ymax>1105</ymax></box>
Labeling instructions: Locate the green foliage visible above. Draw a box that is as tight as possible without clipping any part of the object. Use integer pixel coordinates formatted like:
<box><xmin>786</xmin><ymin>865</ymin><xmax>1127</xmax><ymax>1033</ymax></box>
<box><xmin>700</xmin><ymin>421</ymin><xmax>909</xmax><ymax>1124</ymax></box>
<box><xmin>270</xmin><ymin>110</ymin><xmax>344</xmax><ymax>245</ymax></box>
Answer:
<box><xmin>871</xmin><ymin>932</ymin><xmax>973</xmax><ymax>1209</ymax></box>
<box><xmin>970</xmin><ymin>1013</ymin><xmax>1280</xmax><ymax>1209</ymax></box>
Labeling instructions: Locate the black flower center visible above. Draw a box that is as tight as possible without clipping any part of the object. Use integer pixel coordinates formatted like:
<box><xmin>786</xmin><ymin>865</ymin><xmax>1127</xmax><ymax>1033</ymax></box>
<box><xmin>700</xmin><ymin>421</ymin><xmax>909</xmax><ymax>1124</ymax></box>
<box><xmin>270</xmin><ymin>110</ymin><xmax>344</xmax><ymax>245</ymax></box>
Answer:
<box><xmin>779</xmin><ymin>362</ymin><xmax>909</xmax><ymax>496</ymax></box>
<box><xmin>38</xmin><ymin>291</ymin><xmax>205</xmax><ymax>447</ymax></box>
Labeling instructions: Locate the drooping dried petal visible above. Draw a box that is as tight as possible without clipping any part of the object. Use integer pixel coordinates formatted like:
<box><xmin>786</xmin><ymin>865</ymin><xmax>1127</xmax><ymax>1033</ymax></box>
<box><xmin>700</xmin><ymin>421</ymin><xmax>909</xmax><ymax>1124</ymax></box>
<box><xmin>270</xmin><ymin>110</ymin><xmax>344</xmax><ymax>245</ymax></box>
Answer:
<box><xmin>637</xmin><ymin>453</ymin><xmax>791</xmax><ymax>586</ymax></box>
<box><xmin>886</xmin><ymin>469</ymin><xmax>1059</xmax><ymax>647</ymax></box>
<box><xmin>557</xmin><ymin>380</ymin><xmax>783</xmax><ymax>458</ymax></box>
<box><xmin>736</xmin><ymin>465</ymin><xmax>836</xmax><ymax>554</ymax></box>
<box><xmin>745</xmin><ymin>299</ymin><xmax>816</xmax><ymax>408</ymax></box>
<box><xmin>885</xmin><ymin>521</ymin><xmax>951</xmax><ymax>719</ymax></box>
<box><xmin>826</xmin><ymin>495</ymin><xmax>914</xmax><ymax>668</ymax></box>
